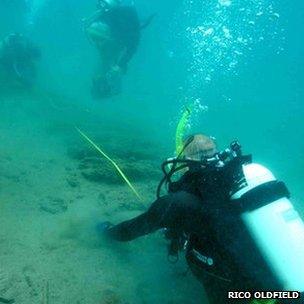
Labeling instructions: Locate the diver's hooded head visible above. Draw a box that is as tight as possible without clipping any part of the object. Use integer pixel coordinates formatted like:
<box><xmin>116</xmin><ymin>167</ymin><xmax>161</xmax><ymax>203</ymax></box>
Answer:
<box><xmin>98</xmin><ymin>0</ymin><xmax>121</xmax><ymax>9</ymax></box>
<box><xmin>183</xmin><ymin>134</ymin><xmax>217</xmax><ymax>161</ymax></box>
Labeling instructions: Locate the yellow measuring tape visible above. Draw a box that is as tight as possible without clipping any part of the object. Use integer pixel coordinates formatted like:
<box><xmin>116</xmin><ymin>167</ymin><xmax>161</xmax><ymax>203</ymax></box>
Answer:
<box><xmin>75</xmin><ymin>127</ymin><xmax>142</xmax><ymax>201</ymax></box>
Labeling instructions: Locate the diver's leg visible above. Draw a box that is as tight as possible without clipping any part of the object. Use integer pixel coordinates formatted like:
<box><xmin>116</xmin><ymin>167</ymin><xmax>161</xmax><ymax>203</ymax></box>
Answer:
<box><xmin>187</xmin><ymin>258</ymin><xmax>232</xmax><ymax>304</ymax></box>
<box><xmin>189</xmin><ymin>260</ymin><xmax>255</xmax><ymax>304</ymax></box>
<box><xmin>91</xmin><ymin>43</ymin><xmax>114</xmax><ymax>98</ymax></box>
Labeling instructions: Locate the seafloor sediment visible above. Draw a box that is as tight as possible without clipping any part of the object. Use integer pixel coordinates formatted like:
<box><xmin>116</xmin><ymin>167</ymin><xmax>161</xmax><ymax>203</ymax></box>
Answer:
<box><xmin>0</xmin><ymin>92</ymin><xmax>205</xmax><ymax>304</ymax></box>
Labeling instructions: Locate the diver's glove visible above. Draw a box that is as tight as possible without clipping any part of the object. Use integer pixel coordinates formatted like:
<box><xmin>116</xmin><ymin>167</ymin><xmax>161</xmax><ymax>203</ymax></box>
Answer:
<box><xmin>96</xmin><ymin>221</ymin><xmax>113</xmax><ymax>234</ymax></box>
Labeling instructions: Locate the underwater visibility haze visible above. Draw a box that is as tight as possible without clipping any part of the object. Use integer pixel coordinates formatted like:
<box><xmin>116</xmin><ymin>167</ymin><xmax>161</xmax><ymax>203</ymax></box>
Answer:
<box><xmin>0</xmin><ymin>0</ymin><xmax>303</xmax><ymax>303</ymax></box>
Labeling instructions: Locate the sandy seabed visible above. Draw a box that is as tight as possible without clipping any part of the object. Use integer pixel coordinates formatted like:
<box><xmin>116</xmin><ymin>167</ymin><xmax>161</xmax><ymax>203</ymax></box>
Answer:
<box><xmin>0</xmin><ymin>91</ymin><xmax>206</xmax><ymax>304</ymax></box>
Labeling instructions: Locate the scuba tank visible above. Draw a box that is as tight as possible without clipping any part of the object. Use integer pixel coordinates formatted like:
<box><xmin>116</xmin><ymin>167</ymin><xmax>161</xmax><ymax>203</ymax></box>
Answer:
<box><xmin>230</xmin><ymin>162</ymin><xmax>304</xmax><ymax>292</ymax></box>
<box><xmin>158</xmin><ymin>141</ymin><xmax>304</xmax><ymax>294</ymax></box>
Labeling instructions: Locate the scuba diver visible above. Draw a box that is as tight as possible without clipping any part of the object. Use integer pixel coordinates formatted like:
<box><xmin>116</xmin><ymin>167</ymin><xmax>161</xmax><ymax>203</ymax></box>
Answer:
<box><xmin>84</xmin><ymin>0</ymin><xmax>155</xmax><ymax>99</ymax></box>
<box><xmin>0</xmin><ymin>33</ymin><xmax>41</xmax><ymax>87</ymax></box>
<box><xmin>99</xmin><ymin>134</ymin><xmax>304</xmax><ymax>304</ymax></box>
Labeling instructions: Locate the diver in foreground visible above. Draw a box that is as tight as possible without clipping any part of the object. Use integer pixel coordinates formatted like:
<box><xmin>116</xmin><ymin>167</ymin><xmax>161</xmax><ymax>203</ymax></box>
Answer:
<box><xmin>99</xmin><ymin>134</ymin><xmax>304</xmax><ymax>304</ymax></box>
<box><xmin>84</xmin><ymin>0</ymin><xmax>154</xmax><ymax>99</ymax></box>
<box><xmin>0</xmin><ymin>33</ymin><xmax>41</xmax><ymax>87</ymax></box>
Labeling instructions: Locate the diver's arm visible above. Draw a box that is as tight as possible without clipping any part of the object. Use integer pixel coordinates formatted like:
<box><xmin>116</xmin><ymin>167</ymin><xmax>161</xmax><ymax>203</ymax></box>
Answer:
<box><xmin>106</xmin><ymin>195</ymin><xmax>172</xmax><ymax>241</ymax></box>
<box><xmin>106</xmin><ymin>192</ymin><xmax>203</xmax><ymax>242</ymax></box>
<box><xmin>12</xmin><ymin>62</ymin><xmax>22</xmax><ymax>78</ymax></box>
<box><xmin>106</xmin><ymin>212</ymin><xmax>160</xmax><ymax>242</ymax></box>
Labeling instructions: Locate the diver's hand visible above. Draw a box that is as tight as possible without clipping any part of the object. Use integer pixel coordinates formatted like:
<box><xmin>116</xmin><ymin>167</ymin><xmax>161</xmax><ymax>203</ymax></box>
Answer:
<box><xmin>96</xmin><ymin>221</ymin><xmax>113</xmax><ymax>234</ymax></box>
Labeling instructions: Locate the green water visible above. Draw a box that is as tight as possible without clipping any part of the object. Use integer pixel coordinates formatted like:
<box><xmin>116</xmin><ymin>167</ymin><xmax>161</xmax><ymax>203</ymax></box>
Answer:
<box><xmin>0</xmin><ymin>0</ymin><xmax>303</xmax><ymax>303</ymax></box>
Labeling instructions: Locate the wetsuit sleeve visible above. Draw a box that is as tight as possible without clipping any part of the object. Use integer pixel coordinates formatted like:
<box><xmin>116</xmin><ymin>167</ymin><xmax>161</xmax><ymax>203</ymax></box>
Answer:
<box><xmin>106</xmin><ymin>191</ymin><xmax>203</xmax><ymax>242</ymax></box>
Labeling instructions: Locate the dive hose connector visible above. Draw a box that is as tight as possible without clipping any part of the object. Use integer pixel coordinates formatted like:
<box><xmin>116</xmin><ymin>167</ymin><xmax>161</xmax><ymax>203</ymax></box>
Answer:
<box><xmin>202</xmin><ymin>141</ymin><xmax>243</xmax><ymax>167</ymax></box>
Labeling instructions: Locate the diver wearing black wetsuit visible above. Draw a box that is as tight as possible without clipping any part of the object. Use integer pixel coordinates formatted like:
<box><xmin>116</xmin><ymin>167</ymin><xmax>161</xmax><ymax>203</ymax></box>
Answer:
<box><xmin>98</xmin><ymin>5</ymin><xmax>141</xmax><ymax>71</ymax></box>
<box><xmin>86</xmin><ymin>1</ymin><xmax>154</xmax><ymax>98</ymax></box>
<box><xmin>105</xmin><ymin>165</ymin><xmax>252</xmax><ymax>304</ymax></box>
<box><xmin>0</xmin><ymin>33</ymin><xmax>40</xmax><ymax>86</ymax></box>
<box><xmin>103</xmin><ymin>140</ymin><xmax>300</xmax><ymax>304</ymax></box>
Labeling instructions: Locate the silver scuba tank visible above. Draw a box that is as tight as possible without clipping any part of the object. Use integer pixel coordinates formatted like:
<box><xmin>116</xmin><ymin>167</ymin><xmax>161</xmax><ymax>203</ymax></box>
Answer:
<box><xmin>231</xmin><ymin>163</ymin><xmax>304</xmax><ymax>292</ymax></box>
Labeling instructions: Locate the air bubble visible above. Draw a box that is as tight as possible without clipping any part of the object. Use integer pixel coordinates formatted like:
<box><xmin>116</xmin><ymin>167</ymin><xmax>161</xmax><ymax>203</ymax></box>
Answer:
<box><xmin>219</xmin><ymin>0</ymin><xmax>232</xmax><ymax>7</ymax></box>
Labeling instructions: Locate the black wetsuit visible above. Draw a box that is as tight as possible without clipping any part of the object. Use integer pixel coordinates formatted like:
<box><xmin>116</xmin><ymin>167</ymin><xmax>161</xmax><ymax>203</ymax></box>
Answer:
<box><xmin>107</xmin><ymin>169</ymin><xmax>238</xmax><ymax>303</ymax></box>
<box><xmin>106</xmin><ymin>169</ymin><xmax>300</xmax><ymax>304</ymax></box>
<box><xmin>0</xmin><ymin>36</ymin><xmax>40</xmax><ymax>85</ymax></box>
<box><xmin>98</xmin><ymin>6</ymin><xmax>141</xmax><ymax>71</ymax></box>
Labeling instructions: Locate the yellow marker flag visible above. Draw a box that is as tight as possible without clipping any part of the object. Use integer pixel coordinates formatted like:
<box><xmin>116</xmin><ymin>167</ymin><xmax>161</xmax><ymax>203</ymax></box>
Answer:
<box><xmin>175</xmin><ymin>106</ymin><xmax>192</xmax><ymax>156</ymax></box>
<box><xmin>75</xmin><ymin>127</ymin><xmax>142</xmax><ymax>201</ymax></box>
